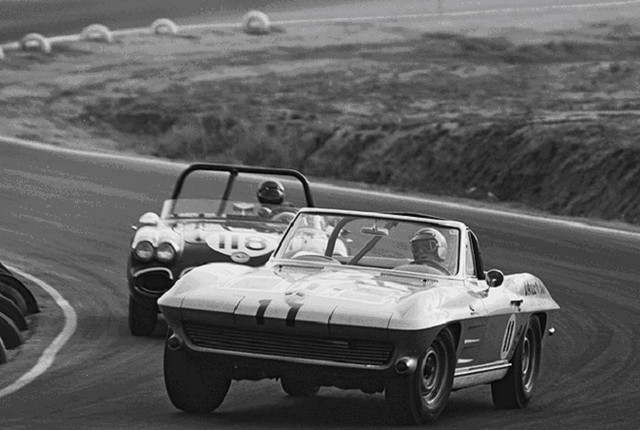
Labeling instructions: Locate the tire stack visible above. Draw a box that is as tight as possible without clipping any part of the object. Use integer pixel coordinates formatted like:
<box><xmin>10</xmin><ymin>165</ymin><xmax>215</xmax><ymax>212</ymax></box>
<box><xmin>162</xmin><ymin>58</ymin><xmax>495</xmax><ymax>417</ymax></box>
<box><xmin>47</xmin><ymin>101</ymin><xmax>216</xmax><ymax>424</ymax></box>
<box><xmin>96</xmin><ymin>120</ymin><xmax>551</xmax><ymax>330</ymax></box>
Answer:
<box><xmin>0</xmin><ymin>262</ymin><xmax>39</xmax><ymax>364</ymax></box>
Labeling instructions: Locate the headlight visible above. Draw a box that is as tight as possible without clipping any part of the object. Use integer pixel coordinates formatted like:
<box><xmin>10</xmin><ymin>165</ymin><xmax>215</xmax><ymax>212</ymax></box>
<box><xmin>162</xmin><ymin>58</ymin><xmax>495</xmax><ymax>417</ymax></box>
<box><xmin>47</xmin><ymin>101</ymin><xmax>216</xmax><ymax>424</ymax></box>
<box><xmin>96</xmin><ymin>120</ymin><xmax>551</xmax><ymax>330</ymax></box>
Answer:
<box><xmin>156</xmin><ymin>242</ymin><xmax>176</xmax><ymax>263</ymax></box>
<box><xmin>134</xmin><ymin>241</ymin><xmax>154</xmax><ymax>262</ymax></box>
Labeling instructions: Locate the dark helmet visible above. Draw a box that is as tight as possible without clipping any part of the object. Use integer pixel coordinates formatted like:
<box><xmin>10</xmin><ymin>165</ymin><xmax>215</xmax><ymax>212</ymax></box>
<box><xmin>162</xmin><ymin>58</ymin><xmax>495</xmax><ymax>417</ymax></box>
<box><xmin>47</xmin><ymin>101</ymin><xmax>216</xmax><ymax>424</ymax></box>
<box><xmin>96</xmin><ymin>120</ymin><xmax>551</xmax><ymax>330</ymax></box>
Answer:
<box><xmin>410</xmin><ymin>227</ymin><xmax>447</xmax><ymax>263</ymax></box>
<box><xmin>257</xmin><ymin>180</ymin><xmax>285</xmax><ymax>204</ymax></box>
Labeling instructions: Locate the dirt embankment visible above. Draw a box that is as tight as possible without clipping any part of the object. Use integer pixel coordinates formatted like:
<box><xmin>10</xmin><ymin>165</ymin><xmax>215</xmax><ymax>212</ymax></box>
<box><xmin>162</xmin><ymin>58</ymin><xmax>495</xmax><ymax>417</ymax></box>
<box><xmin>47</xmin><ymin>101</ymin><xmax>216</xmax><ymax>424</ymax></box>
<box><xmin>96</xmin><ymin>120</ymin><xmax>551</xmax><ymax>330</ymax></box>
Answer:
<box><xmin>2</xmin><ymin>20</ymin><xmax>640</xmax><ymax>224</ymax></box>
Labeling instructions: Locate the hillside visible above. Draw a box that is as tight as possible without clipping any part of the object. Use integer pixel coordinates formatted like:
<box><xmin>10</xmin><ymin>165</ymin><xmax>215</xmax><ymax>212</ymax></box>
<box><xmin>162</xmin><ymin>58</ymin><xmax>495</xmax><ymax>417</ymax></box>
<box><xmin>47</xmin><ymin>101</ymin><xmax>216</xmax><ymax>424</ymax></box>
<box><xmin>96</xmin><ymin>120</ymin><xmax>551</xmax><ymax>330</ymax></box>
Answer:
<box><xmin>1</xmin><ymin>18</ymin><xmax>639</xmax><ymax>224</ymax></box>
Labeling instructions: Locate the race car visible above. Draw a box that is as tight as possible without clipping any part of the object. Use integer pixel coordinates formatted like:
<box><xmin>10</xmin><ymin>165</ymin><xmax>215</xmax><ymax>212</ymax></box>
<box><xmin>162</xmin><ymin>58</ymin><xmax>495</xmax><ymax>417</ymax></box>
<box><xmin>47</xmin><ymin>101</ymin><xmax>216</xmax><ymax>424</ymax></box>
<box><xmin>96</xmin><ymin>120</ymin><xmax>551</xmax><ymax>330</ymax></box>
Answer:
<box><xmin>126</xmin><ymin>163</ymin><xmax>313</xmax><ymax>336</ymax></box>
<box><xmin>158</xmin><ymin>208</ymin><xmax>560</xmax><ymax>424</ymax></box>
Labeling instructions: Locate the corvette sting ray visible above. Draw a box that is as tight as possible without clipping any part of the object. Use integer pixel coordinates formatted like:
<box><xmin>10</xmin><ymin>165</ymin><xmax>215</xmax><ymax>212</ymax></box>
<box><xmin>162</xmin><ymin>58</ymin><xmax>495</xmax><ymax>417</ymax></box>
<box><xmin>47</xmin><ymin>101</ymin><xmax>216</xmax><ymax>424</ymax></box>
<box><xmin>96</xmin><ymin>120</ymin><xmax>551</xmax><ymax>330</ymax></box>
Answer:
<box><xmin>158</xmin><ymin>208</ymin><xmax>560</xmax><ymax>424</ymax></box>
<box><xmin>127</xmin><ymin>163</ymin><xmax>313</xmax><ymax>336</ymax></box>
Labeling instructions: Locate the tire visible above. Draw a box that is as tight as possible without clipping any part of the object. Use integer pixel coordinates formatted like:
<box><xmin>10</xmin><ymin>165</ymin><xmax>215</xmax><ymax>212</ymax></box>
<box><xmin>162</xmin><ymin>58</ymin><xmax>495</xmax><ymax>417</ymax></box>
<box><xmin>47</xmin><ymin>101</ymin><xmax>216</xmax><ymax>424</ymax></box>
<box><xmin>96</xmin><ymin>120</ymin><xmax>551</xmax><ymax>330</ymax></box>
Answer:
<box><xmin>0</xmin><ymin>313</ymin><xmax>23</xmax><ymax>349</ymax></box>
<box><xmin>385</xmin><ymin>327</ymin><xmax>456</xmax><ymax>424</ymax></box>
<box><xmin>0</xmin><ymin>337</ymin><xmax>7</xmax><ymax>364</ymax></box>
<box><xmin>492</xmin><ymin>315</ymin><xmax>542</xmax><ymax>409</ymax></box>
<box><xmin>164</xmin><ymin>333</ymin><xmax>231</xmax><ymax>412</ymax></box>
<box><xmin>0</xmin><ymin>281</ymin><xmax>29</xmax><ymax>315</ymax></box>
<box><xmin>128</xmin><ymin>296</ymin><xmax>157</xmax><ymax>336</ymax></box>
<box><xmin>0</xmin><ymin>294</ymin><xmax>28</xmax><ymax>331</ymax></box>
<box><xmin>281</xmin><ymin>377</ymin><xmax>320</xmax><ymax>396</ymax></box>
<box><xmin>0</xmin><ymin>274</ymin><xmax>39</xmax><ymax>315</ymax></box>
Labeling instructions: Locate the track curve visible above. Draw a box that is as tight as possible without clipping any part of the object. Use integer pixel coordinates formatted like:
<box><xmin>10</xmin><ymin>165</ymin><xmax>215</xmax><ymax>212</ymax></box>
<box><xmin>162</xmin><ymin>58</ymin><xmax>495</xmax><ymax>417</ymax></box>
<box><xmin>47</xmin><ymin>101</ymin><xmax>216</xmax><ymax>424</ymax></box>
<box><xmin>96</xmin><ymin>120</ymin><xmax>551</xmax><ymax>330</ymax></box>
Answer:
<box><xmin>0</xmin><ymin>136</ymin><xmax>639</xmax><ymax>429</ymax></box>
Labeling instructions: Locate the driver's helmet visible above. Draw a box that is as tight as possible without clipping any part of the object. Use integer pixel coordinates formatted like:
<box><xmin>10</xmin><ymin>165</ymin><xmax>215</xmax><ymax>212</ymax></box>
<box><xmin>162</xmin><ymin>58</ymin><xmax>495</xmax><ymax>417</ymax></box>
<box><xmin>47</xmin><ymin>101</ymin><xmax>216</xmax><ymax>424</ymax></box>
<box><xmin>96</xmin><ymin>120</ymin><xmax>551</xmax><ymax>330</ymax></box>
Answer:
<box><xmin>257</xmin><ymin>180</ymin><xmax>285</xmax><ymax>205</ymax></box>
<box><xmin>410</xmin><ymin>228</ymin><xmax>447</xmax><ymax>265</ymax></box>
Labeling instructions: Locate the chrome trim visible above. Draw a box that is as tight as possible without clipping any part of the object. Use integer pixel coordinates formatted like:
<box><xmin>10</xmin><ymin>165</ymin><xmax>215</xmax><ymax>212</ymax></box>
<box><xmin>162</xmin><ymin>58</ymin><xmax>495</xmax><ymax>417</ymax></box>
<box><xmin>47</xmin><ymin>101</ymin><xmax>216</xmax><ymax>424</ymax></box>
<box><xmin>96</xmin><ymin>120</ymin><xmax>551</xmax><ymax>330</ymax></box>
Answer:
<box><xmin>463</xmin><ymin>338</ymin><xmax>480</xmax><ymax>345</ymax></box>
<box><xmin>132</xmin><ymin>267</ymin><xmax>174</xmax><ymax>280</ymax></box>
<box><xmin>453</xmin><ymin>360</ymin><xmax>511</xmax><ymax>389</ymax></box>
<box><xmin>179</xmin><ymin>267</ymin><xmax>195</xmax><ymax>278</ymax></box>
<box><xmin>457</xmin><ymin>358</ymin><xmax>474</xmax><ymax>365</ymax></box>
<box><xmin>455</xmin><ymin>360</ymin><xmax>510</xmax><ymax>377</ymax></box>
<box><xmin>453</xmin><ymin>367</ymin><xmax>510</xmax><ymax>390</ymax></box>
<box><xmin>186</xmin><ymin>340</ymin><xmax>389</xmax><ymax>370</ymax></box>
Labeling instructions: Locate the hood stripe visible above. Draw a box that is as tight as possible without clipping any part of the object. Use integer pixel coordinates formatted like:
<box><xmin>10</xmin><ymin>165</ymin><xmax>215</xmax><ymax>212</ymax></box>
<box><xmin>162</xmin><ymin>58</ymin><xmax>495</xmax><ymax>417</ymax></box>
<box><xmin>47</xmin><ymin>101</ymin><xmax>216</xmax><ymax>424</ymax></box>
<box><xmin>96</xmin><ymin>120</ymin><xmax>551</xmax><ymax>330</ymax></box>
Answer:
<box><xmin>256</xmin><ymin>299</ymin><xmax>271</xmax><ymax>325</ymax></box>
<box><xmin>286</xmin><ymin>303</ymin><xmax>303</xmax><ymax>327</ymax></box>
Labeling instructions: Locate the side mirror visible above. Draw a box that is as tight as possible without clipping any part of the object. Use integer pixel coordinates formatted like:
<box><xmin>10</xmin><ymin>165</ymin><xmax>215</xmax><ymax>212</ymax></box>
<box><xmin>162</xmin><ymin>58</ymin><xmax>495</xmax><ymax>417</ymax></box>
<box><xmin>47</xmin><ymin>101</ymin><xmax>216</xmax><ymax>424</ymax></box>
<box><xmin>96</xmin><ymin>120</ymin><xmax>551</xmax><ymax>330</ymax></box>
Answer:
<box><xmin>138</xmin><ymin>212</ymin><xmax>160</xmax><ymax>225</ymax></box>
<box><xmin>485</xmin><ymin>269</ymin><xmax>504</xmax><ymax>288</ymax></box>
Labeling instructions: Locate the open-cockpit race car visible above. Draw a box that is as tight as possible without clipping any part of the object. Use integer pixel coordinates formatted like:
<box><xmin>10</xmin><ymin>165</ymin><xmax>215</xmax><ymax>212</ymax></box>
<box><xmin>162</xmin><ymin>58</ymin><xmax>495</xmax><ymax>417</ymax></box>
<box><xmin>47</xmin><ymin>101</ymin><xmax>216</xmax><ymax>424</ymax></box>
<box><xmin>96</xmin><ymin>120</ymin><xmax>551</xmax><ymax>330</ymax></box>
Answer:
<box><xmin>127</xmin><ymin>163</ymin><xmax>313</xmax><ymax>336</ymax></box>
<box><xmin>158</xmin><ymin>208</ymin><xmax>560</xmax><ymax>424</ymax></box>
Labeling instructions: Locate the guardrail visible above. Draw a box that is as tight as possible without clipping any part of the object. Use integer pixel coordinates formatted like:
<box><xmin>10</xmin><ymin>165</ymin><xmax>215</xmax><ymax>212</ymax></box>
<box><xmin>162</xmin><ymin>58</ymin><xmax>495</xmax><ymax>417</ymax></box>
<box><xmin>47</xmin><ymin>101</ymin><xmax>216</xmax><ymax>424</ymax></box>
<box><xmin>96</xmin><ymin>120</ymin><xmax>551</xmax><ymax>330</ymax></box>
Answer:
<box><xmin>0</xmin><ymin>10</ymin><xmax>271</xmax><ymax>58</ymax></box>
<box><xmin>0</xmin><ymin>262</ymin><xmax>40</xmax><ymax>364</ymax></box>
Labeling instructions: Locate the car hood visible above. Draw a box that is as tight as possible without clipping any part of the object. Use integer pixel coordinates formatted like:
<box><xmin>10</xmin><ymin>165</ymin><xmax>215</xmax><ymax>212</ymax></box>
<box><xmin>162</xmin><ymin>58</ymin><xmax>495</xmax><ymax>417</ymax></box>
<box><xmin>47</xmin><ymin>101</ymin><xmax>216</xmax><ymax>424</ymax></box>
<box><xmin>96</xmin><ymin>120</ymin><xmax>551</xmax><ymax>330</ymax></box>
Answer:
<box><xmin>158</xmin><ymin>262</ymin><xmax>468</xmax><ymax>330</ymax></box>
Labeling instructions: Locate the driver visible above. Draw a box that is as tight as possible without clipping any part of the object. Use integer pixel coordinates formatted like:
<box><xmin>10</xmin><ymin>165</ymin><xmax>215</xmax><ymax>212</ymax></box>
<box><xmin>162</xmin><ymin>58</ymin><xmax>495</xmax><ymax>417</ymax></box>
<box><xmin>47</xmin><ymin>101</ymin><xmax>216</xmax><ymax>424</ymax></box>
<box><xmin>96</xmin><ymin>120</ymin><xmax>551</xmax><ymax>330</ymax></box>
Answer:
<box><xmin>411</xmin><ymin>228</ymin><xmax>447</xmax><ymax>265</ymax></box>
<box><xmin>257</xmin><ymin>179</ymin><xmax>295</xmax><ymax>220</ymax></box>
<box><xmin>396</xmin><ymin>228</ymin><xmax>449</xmax><ymax>274</ymax></box>
<box><xmin>257</xmin><ymin>180</ymin><xmax>286</xmax><ymax>205</ymax></box>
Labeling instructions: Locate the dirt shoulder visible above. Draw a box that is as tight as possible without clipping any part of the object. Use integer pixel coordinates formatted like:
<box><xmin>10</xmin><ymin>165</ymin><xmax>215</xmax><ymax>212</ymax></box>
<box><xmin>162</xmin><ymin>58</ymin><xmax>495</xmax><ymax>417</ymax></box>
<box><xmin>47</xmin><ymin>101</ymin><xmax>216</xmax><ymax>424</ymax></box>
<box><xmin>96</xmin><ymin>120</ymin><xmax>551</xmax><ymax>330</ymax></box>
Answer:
<box><xmin>1</xmin><ymin>16</ymin><xmax>640</xmax><ymax>226</ymax></box>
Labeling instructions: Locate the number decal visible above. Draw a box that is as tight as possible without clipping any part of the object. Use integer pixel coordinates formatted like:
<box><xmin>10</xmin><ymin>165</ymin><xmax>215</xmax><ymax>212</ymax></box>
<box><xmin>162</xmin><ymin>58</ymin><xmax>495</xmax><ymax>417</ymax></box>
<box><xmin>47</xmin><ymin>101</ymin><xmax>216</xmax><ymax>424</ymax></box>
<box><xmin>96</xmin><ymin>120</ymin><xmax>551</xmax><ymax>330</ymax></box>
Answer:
<box><xmin>286</xmin><ymin>303</ymin><xmax>303</xmax><ymax>327</ymax></box>
<box><xmin>500</xmin><ymin>314</ymin><xmax>517</xmax><ymax>360</ymax></box>
<box><xmin>256</xmin><ymin>299</ymin><xmax>271</xmax><ymax>325</ymax></box>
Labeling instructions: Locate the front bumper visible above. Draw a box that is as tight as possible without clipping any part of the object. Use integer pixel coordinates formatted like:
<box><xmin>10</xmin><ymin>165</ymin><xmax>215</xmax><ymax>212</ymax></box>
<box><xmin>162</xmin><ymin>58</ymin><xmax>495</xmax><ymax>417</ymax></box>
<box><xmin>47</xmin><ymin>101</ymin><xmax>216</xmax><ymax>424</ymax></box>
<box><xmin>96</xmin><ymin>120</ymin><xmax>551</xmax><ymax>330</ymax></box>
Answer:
<box><xmin>162</xmin><ymin>306</ymin><xmax>439</xmax><ymax>390</ymax></box>
<box><xmin>128</xmin><ymin>266</ymin><xmax>176</xmax><ymax>301</ymax></box>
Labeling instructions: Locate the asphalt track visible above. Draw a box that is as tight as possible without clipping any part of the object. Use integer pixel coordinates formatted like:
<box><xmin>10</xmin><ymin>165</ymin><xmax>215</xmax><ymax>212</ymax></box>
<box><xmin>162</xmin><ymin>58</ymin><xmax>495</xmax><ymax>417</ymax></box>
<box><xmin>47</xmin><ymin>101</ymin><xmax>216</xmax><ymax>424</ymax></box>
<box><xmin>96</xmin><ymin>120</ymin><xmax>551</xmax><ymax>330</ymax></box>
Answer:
<box><xmin>1</xmin><ymin>138</ymin><xmax>640</xmax><ymax>429</ymax></box>
<box><xmin>1</xmin><ymin>1</ymin><xmax>640</xmax><ymax>429</ymax></box>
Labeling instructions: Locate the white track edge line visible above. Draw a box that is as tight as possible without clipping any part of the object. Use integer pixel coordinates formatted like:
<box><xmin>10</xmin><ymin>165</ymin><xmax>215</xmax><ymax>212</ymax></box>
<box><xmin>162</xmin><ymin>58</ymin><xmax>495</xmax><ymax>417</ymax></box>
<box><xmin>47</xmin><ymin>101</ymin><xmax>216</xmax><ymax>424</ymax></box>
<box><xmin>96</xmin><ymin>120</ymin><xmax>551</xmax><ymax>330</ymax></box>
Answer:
<box><xmin>0</xmin><ymin>267</ymin><xmax>77</xmax><ymax>399</ymax></box>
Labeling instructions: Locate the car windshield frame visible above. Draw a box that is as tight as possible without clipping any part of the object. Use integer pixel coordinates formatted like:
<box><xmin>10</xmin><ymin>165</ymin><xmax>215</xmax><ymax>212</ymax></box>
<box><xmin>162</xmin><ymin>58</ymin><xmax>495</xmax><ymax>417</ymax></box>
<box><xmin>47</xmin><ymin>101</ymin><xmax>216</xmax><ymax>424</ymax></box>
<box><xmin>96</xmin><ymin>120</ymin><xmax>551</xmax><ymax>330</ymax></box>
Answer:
<box><xmin>273</xmin><ymin>209</ymin><xmax>463</xmax><ymax>277</ymax></box>
<box><xmin>159</xmin><ymin>163</ymin><xmax>314</xmax><ymax>223</ymax></box>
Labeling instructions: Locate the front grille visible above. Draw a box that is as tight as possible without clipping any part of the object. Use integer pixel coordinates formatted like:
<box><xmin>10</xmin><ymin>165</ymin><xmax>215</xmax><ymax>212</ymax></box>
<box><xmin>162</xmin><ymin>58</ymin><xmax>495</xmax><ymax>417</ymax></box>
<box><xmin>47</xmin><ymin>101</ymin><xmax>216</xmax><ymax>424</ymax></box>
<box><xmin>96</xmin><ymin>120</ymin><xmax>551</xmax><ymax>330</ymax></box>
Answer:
<box><xmin>136</xmin><ymin>272</ymin><xmax>172</xmax><ymax>293</ymax></box>
<box><xmin>183</xmin><ymin>322</ymin><xmax>394</xmax><ymax>366</ymax></box>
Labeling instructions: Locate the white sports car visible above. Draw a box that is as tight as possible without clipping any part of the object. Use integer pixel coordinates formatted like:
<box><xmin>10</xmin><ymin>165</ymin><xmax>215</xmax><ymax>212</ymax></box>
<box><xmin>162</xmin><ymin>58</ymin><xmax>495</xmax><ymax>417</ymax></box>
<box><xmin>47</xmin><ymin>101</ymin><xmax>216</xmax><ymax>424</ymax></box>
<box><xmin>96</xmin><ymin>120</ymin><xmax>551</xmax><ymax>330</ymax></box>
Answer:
<box><xmin>158</xmin><ymin>208</ymin><xmax>560</xmax><ymax>424</ymax></box>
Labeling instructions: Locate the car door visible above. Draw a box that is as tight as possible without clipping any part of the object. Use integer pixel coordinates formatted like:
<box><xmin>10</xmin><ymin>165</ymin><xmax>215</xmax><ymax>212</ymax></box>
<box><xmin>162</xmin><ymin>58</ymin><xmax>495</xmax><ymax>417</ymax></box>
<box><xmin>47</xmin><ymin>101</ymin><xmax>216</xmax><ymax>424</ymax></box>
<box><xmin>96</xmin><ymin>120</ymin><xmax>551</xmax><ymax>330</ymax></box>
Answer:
<box><xmin>456</xmin><ymin>230</ymin><xmax>491</xmax><ymax>368</ymax></box>
<box><xmin>467</xmin><ymin>230</ymin><xmax>528</xmax><ymax>365</ymax></box>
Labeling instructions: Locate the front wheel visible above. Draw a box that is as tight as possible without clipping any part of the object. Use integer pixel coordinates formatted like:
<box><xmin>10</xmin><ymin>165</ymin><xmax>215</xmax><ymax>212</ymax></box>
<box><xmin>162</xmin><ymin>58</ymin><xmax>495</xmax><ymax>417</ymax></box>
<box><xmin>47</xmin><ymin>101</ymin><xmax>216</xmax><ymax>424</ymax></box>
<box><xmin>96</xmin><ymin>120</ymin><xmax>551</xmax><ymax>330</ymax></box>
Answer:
<box><xmin>164</xmin><ymin>333</ymin><xmax>231</xmax><ymax>412</ymax></box>
<box><xmin>128</xmin><ymin>296</ymin><xmax>157</xmax><ymax>336</ymax></box>
<box><xmin>385</xmin><ymin>327</ymin><xmax>456</xmax><ymax>424</ymax></box>
<box><xmin>491</xmin><ymin>315</ymin><xmax>542</xmax><ymax>409</ymax></box>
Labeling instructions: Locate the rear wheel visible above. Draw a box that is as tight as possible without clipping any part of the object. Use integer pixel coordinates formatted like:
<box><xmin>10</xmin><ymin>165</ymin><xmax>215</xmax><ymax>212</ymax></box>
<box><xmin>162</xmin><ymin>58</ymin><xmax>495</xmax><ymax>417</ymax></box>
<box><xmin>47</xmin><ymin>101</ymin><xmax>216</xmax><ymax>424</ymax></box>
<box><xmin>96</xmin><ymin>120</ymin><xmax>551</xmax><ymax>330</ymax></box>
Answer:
<box><xmin>492</xmin><ymin>315</ymin><xmax>542</xmax><ymax>408</ymax></box>
<box><xmin>164</xmin><ymin>332</ymin><xmax>231</xmax><ymax>412</ymax></box>
<box><xmin>128</xmin><ymin>296</ymin><xmax>157</xmax><ymax>336</ymax></box>
<box><xmin>385</xmin><ymin>327</ymin><xmax>456</xmax><ymax>424</ymax></box>
<box><xmin>281</xmin><ymin>377</ymin><xmax>320</xmax><ymax>396</ymax></box>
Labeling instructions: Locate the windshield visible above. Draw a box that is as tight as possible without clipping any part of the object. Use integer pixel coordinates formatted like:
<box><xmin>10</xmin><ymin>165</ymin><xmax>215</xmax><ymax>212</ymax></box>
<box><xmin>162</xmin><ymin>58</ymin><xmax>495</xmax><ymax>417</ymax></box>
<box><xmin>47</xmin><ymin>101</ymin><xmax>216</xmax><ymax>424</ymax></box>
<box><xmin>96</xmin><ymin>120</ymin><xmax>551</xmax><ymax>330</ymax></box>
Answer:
<box><xmin>160</xmin><ymin>198</ymin><xmax>297</xmax><ymax>230</ymax></box>
<box><xmin>275</xmin><ymin>213</ymin><xmax>460</xmax><ymax>276</ymax></box>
